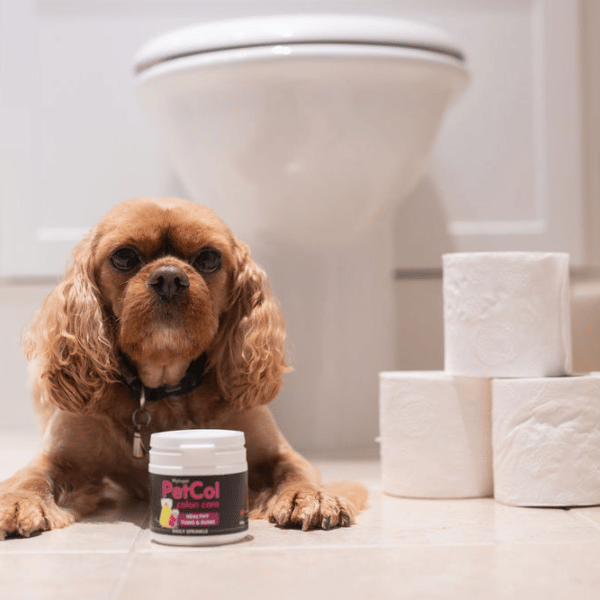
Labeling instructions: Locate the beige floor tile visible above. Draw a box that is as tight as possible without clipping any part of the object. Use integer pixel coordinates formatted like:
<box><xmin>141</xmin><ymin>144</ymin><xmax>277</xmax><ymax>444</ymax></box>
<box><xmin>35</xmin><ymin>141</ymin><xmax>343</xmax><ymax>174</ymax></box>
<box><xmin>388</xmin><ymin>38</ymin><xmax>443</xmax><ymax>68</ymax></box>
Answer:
<box><xmin>117</xmin><ymin>543</ymin><xmax>600</xmax><ymax>600</ymax></box>
<box><xmin>373</xmin><ymin>495</ymin><xmax>600</xmax><ymax>545</ymax></box>
<box><xmin>134</xmin><ymin>492</ymin><xmax>599</xmax><ymax>553</ymax></box>
<box><xmin>0</xmin><ymin>553</ymin><xmax>128</xmax><ymax>600</ymax></box>
<box><xmin>2</xmin><ymin>436</ymin><xmax>600</xmax><ymax>600</ymax></box>
<box><xmin>310</xmin><ymin>457</ymin><xmax>382</xmax><ymax>486</ymax></box>
<box><xmin>0</xmin><ymin>502</ymin><xmax>147</xmax><ymax>554</ymax></box>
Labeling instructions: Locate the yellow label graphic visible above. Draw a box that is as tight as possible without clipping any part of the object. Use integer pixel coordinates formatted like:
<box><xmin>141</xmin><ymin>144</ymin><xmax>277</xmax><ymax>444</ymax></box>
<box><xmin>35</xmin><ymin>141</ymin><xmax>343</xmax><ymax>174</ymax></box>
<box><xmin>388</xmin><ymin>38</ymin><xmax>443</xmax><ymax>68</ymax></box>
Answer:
<box><xmin>159</xmin><ymin>503</ymin><xmax>172</xmax><ymax>527</ymax></box>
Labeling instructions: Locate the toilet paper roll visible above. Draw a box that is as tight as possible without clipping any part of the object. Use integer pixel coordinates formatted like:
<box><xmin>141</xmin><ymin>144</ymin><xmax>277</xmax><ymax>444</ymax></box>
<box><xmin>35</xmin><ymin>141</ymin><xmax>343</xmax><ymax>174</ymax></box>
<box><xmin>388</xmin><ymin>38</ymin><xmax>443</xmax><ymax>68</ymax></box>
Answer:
<box><xmin>443</xmin><ymin>252</ymin><xmax>572</xmax><ymax>378</ymax></box>
<box><xmin>493</xmin><ymin>376</ymin><xmax>600</xmax><ymax>507</ymax></box>
<box><xmin>379</xmin><ymin>372</ymin><xmax>493</xmax><ymax>498</ymax></box>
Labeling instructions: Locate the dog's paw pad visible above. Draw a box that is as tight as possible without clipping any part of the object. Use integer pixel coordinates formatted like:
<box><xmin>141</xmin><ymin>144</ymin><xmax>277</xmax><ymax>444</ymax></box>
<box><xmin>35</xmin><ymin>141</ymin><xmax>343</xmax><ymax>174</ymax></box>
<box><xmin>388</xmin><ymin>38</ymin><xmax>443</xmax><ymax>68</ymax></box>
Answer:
<box><xmin>0</xmin><ymin>492</ymin><xmax>74</xmax><ymax>539</ymax></box>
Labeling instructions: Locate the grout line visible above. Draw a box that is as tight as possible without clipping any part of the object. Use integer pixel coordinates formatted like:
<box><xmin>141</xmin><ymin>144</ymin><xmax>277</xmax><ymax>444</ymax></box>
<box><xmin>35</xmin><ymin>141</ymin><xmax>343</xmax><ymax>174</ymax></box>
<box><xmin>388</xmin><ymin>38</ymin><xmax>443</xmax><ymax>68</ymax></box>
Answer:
<box><xmin>0</xmin><ymin>548</ymin><xmax>131</xmax><ymax>556</ymax></box>
<box><xmin>570</xmin><ymin>509</ymin><xmax>600</xmax><ymax>533</ymax></box>
<box><xmin>131</xmin><ymin>538</ymin><xmax>600</xmax><ymax>554</ymax></box>
<box><xmin>104</xmin><ymin>525</ymin><xmax>147</xmax><ymax>600</ymax></box>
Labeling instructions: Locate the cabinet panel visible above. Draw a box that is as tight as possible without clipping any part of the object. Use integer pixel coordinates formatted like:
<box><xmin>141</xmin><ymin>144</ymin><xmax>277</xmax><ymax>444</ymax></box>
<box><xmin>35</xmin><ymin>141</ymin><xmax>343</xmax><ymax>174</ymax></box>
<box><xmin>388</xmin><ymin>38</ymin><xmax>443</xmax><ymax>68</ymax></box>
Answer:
<box><xmin>394</xmin><ymin>0</ymin><xmax>585</xmax><ymax>267</ymax></box>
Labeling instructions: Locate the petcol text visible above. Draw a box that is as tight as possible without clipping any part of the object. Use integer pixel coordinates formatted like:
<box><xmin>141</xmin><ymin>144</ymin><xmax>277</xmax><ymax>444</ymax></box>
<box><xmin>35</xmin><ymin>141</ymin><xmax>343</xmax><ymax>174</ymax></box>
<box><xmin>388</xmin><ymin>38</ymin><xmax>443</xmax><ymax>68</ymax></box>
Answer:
<box><xmin>162</xmin><ymin>480</ymin><xmax>220</xmax><ymax>500</ymax></box>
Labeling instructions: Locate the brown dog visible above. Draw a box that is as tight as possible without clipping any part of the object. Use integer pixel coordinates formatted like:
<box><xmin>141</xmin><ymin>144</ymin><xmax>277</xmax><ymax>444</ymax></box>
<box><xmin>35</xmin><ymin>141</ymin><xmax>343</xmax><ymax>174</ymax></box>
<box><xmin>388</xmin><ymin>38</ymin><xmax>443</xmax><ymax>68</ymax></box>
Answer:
<box><xmin>0</xmin><ymin>197</ymin><xmax>367</xmax><ymax>539</ymax></box>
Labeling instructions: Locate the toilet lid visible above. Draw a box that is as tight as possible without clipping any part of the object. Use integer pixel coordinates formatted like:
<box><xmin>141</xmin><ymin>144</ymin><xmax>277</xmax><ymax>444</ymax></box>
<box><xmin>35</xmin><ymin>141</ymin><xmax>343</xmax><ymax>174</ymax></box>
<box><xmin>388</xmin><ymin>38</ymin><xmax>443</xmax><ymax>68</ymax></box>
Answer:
<box><xmin>134</xmin><ymin>14</ymin><xmax>465</xmax><ymax>74</ymax></box>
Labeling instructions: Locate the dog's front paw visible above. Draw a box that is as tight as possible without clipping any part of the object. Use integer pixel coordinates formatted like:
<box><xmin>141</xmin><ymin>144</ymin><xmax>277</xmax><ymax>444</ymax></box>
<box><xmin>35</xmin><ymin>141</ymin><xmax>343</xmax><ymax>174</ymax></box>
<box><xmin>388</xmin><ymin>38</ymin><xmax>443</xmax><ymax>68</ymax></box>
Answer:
<box><xmin>0</xmin><ymin>490</ymin><xmax>74</xmax><ymax>539</ymax></box>
<box><xmin>266</xmin><ymin>488</ymin><xmax>356</xmax><ymax>531</ymax></box>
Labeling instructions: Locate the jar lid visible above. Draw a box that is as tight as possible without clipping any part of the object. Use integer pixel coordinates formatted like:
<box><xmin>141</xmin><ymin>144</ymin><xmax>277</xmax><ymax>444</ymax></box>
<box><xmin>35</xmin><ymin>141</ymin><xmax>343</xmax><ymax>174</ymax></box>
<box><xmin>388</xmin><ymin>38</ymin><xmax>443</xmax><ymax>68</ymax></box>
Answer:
<box><xmin>151</xmin><ymin>429</ymin><xmax>244</xmax><ymax>449</ymax></box>
<box><xmin>150</xmin><ymin>429</ymin><xmax>247</xmax><ymax>469</ymax></box>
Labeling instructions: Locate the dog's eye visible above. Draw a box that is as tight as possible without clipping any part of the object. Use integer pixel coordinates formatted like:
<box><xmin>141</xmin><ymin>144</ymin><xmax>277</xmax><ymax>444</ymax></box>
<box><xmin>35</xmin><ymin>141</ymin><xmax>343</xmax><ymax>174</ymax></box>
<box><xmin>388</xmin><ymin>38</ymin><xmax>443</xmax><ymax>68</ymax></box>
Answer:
<box><xmin>110</xmin><ymin>246</ymin><xmax>142</xmax><ymax>272</ymax></box>
<box><xmin>192</xmin><ymin>248</ymin><xmax>222</xmax><ymax>275</ymax></box>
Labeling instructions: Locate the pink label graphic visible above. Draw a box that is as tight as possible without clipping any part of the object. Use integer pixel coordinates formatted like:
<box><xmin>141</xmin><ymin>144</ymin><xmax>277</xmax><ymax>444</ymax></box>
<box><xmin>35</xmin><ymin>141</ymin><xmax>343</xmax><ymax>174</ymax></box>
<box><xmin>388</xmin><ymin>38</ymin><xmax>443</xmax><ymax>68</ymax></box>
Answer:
<box><xmin>162</xmin><ymin>480</ymin><xmax>220</xmax><ymax>500</ymax></box>
<box><xmin>177</xmin><ymin>512</ymin><xmax>220</xmax><ymax>527</ymax></box>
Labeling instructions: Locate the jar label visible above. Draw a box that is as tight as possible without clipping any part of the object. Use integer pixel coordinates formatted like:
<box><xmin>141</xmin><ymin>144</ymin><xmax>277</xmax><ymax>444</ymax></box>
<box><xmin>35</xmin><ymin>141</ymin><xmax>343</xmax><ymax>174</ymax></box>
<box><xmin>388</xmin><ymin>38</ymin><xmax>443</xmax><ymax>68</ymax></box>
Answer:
<box><xmin>150</xmin><ymin>472</ymin><xmax>248</xmax><ymax>536</ymax></box>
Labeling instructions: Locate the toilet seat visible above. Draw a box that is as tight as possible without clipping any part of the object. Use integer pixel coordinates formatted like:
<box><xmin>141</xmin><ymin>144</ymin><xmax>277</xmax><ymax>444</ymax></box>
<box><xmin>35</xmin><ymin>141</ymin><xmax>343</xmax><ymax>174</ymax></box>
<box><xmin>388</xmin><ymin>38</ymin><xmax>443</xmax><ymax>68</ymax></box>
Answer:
<box><xmin>134</xmin><ymin>14</ymin><xmax>465</xmax><ymax>75</ymax></box>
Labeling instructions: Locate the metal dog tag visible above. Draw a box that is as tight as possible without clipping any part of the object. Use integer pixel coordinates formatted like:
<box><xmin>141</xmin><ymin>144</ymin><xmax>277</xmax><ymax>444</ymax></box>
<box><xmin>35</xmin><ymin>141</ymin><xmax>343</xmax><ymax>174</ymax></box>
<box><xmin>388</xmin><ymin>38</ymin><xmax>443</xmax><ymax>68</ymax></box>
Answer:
<box><xmin>132</xmin><ymin>430</ymin><xmax>145</xmax><ymax>459</ymax></box>
<box><xmin>132</xmin><ymin>388</ymin><xmax>151</xmax><ymax>459</ymax></box>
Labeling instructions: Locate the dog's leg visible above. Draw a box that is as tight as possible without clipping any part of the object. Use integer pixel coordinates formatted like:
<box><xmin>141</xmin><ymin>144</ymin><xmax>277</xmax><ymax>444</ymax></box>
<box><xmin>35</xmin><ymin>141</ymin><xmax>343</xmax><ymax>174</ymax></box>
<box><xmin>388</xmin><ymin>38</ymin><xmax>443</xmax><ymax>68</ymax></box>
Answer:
<box><xmin>251</xmin><ymin>449</ymin><xmax>366</xmax><ymax>530</ymax></box>
<box><xmin>0</xmin><ymin>454</ymin><xmax>78</xmax><ymax>539</ymax></box>
<box><xmin>0</xmin><ymin>439</ymin><xmax>113</xmax><ymax>540</ymax></box>
<box><xmin>226</xmin><ymin>406</ymin><xmax>368</xmax><ymax>530</ymax></box>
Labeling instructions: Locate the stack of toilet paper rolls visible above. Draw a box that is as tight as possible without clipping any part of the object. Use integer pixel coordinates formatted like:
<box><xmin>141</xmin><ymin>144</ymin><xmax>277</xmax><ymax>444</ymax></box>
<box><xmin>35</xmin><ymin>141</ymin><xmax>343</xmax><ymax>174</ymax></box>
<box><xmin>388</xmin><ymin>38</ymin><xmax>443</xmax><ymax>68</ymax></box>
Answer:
<box><xmin>380</xmin><ymin>251</ymin><xmax>600</xmax><ymax>506</ymax></box>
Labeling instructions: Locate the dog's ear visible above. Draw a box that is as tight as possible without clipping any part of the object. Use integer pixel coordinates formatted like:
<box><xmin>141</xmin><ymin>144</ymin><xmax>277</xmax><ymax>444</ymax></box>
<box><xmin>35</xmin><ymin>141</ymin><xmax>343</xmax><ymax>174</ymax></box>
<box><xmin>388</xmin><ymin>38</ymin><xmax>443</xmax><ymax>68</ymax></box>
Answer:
<box><xmin>24</xmin><ymin>233</ymin><xmax>119</xmax><ymax>412</ymax></box>
<box><xmin>208</xmin><ymin>238</ymin><xmax>291</xmax><ymax>411</ymax></box>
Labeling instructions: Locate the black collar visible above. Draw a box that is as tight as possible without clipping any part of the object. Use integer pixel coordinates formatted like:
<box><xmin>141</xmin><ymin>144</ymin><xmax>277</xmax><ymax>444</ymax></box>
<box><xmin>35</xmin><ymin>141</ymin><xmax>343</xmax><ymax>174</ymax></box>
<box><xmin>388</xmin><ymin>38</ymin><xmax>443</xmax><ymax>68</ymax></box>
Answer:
<box><xmin>119</xmin><ymin>352</ymin><xmax>209</xmax><ymax>403</ymax></box>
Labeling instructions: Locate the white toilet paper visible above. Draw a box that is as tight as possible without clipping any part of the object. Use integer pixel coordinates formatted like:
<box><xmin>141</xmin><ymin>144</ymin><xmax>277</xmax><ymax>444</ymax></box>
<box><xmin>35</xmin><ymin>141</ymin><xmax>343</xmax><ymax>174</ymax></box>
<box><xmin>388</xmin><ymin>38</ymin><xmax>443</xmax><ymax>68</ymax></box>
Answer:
<box><xmin>493</xmin><ymin>376</ymin><xmax>600</xmax><ymax>507</ymax></box>
<box><xmin>443</xmin><ymin>252</ymin><xmax>572</xmax><ymax>378</ymax></box>
<box><xmin>379</xmin><ymin>372</ymin><xmax>493</xmax><ymax>498</ymax></box>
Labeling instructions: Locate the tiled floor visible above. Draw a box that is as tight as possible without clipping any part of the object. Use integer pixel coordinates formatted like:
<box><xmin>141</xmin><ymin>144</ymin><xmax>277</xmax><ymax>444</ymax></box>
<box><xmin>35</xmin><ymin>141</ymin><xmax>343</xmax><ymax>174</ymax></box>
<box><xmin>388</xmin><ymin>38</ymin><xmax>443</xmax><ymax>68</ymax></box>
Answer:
<box><xmin>1</xmin><ymin>431</ymin><xmax>600</xmax><ymax>600</ymax></box>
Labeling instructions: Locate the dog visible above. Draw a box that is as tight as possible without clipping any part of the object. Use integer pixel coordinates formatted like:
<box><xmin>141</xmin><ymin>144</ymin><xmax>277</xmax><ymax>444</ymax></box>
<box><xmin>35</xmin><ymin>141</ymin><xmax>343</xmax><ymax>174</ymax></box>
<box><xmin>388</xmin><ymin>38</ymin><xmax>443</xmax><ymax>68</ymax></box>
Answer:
<box><xmin>0</xmin><ymin>197</ymin><xmax>367</xmax><ymax>538</ymax></box>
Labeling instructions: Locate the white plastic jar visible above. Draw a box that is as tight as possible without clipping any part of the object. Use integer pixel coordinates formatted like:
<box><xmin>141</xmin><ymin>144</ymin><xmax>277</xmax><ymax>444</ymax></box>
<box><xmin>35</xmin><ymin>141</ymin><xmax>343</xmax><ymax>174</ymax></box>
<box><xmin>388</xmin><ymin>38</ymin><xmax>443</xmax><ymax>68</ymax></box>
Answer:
<box><xmin>149</xmin><ymin>429</ymin><xmax>249</xmax><ymax>546</ymax></box>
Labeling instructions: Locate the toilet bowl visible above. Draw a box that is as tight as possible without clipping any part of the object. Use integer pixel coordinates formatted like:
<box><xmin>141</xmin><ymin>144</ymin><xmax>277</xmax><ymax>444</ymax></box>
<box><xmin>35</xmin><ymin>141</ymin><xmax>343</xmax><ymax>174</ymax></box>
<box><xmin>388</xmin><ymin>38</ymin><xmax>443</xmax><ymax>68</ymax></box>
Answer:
<box><xmin>134</xmin><ymin>15</ymin><xmax>469</xmax><ymax>451</ymax></box>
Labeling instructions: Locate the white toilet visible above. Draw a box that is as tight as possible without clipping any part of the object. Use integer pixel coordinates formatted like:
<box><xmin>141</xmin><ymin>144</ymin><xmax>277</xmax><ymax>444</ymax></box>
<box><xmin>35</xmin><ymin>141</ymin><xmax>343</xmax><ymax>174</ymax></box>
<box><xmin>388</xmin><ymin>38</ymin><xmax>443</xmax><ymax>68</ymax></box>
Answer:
<box><xmin>134</xmin><ymin>15</ymin><xmax>469</xmax><ymax>452</ymax></box>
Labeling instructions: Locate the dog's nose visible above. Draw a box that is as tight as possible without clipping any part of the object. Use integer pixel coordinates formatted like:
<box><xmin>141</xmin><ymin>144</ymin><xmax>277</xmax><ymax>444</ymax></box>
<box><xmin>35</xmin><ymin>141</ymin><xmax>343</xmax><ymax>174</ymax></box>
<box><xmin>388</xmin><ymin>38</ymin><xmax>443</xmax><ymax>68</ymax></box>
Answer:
<box><xmin>148</xmin><ymin>266</ymin><xmax>190</xmax><ymax>301</ymax></box>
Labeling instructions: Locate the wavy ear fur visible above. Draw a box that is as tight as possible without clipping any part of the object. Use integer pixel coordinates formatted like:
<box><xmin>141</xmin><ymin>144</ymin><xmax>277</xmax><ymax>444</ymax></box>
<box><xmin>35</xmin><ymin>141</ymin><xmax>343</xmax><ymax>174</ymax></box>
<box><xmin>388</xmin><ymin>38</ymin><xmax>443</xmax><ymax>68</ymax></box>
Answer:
<box><xmin>208</xmin><ymin>238</ymin><xmax>291</xmax><ymax>412</ymax></box>
<box><xmin>23</xmin><ymin>235</ymin><xmax>119</xmax><ymax>413</ymax></box>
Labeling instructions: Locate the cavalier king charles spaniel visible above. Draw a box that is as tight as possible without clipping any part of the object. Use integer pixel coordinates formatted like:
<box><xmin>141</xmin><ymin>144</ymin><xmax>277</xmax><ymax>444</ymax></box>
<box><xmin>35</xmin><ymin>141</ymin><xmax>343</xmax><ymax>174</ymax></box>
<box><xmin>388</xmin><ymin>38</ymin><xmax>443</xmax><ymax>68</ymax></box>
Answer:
<box><xmin>0</xmin><ymin>197</ymin><xmax>367</xmax><ymax>538</ymax></box>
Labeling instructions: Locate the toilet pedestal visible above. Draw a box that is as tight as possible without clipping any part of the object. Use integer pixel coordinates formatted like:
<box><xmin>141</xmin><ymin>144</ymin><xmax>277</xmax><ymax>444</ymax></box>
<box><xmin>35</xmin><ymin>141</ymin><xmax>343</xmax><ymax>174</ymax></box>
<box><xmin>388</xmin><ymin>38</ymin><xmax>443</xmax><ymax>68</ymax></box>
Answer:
<box><xmin>249</xmin><ymin>217</ymin><xmax>398</xmax><ymax>454</ymax></box>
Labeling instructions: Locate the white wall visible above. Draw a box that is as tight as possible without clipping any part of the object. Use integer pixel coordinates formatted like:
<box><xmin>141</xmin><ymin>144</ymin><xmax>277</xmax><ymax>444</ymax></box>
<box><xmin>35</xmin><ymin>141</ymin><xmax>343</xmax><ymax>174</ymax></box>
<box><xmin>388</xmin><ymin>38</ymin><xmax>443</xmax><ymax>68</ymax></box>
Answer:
<box><xmin>0</xmin><ymin>284</ymin><xmax>53</xmax><ymax>432</ymax></box>
<box><xmin>1</xmin><ymin>0</ymin><xmax>600</xmax><ymax>453</ymax></box>
<box><xmin>0</xmin><ymin>0</ymin><xmax>592</xmax><ymax>277</ymax></box>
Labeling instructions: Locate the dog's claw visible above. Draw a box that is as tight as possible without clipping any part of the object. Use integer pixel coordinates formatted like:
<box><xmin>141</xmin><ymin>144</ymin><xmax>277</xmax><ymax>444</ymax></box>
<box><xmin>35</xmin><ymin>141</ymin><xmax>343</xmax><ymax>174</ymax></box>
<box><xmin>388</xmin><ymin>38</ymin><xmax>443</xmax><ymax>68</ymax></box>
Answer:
<box><xmin>322</xmin><ymin>516</ymin><xmax>332</xmax><ymax>530</ymax></box>
<box><xmin>301</xmin><ymin>513</ymin><xmax>313</xmax><ymax>531</ymax></box>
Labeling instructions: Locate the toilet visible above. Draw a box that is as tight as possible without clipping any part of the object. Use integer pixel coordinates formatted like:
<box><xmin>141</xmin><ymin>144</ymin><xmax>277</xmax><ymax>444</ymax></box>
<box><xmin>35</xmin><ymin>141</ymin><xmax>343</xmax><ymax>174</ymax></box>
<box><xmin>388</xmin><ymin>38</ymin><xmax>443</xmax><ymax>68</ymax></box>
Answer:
<box><xmin>133</xmin><ymin>14</ymin><xmax>469</xmax><ymax>452</ymax></box>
